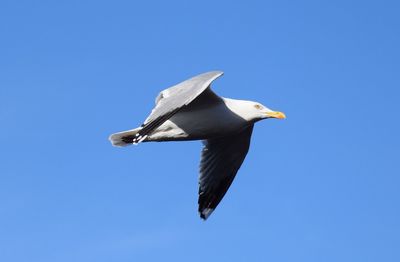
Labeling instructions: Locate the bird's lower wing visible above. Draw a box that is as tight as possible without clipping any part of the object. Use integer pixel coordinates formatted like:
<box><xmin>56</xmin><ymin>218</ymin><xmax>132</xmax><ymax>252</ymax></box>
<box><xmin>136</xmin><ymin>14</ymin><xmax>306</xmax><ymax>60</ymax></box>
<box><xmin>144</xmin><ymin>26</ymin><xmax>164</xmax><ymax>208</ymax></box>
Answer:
<box><xmin>198</xmin><ymin>125</ymin><xmax>254</xmax><ymax>220</ymax></box>
<box><xmin>133</xmin><ymin>71</ymin><xmax>223</xmax><ymax>144</ymax></box>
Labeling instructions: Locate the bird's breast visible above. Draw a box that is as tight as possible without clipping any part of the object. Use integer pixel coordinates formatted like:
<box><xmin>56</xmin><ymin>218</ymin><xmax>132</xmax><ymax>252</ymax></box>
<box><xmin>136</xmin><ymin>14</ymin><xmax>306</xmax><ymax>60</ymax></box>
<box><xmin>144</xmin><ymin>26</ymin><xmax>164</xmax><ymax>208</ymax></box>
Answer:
<box><xmin>148</xmin><ymin>105</ymin><xmax>248</xmax><ymax>142</ymax></box>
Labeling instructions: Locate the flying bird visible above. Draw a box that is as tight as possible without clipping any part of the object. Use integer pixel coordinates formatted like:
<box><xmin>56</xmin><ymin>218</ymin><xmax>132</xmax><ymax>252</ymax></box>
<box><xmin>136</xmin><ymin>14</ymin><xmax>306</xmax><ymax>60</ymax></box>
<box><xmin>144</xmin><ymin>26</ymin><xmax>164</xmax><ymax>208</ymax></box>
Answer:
<box><xmin>109</xmin><ymin>71</ymin><xmax>285</xmax><ymax>220</ymax></box>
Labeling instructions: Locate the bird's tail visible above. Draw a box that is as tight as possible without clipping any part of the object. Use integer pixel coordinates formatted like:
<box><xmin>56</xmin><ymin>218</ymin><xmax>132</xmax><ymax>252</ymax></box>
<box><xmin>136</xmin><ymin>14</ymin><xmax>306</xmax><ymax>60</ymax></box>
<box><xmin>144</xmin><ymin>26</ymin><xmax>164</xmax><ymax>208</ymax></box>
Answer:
<box><xmin>109</xmin><ymin>127</ymin><xmax>142</xmax><ymax>147</ymax></box>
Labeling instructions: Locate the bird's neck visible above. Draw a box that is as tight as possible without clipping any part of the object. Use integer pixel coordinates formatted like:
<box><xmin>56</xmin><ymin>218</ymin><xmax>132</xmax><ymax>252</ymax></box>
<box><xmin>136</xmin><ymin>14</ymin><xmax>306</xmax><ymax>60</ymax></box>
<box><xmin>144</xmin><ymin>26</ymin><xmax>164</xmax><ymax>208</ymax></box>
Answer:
<box><xmin>221</xmin><ymin>98</ymin><xmax>255</xmax><ymax>122</ymax></box>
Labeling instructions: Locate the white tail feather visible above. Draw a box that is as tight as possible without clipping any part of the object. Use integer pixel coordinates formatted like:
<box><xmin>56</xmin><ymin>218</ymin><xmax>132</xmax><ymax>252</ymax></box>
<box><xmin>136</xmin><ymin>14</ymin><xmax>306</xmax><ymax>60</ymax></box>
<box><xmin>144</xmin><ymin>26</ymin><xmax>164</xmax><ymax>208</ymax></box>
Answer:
<box><xmin>109</xmin><ymin>127</ymin><xmax>141</xmax><ymax>147</ymax></box>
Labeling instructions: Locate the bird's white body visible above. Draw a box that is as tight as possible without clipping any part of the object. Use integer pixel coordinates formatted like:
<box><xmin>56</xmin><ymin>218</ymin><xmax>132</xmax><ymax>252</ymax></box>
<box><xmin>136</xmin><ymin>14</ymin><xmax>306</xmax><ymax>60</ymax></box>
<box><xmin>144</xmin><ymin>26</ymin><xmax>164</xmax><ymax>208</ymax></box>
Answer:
<box><xmin>147</xmin><ymin>98</ymin><xmax>250</xmax><ymax>142</ymax></box>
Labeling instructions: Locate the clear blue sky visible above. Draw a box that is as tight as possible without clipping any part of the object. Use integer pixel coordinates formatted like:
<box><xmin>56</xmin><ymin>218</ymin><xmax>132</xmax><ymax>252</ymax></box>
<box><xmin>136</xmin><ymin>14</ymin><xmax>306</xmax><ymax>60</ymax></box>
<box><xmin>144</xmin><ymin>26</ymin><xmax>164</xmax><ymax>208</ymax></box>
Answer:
<box><xmin>1</xmin><ymin>1</ymin><xmax>399</xmax><ymax>261</ymax></box>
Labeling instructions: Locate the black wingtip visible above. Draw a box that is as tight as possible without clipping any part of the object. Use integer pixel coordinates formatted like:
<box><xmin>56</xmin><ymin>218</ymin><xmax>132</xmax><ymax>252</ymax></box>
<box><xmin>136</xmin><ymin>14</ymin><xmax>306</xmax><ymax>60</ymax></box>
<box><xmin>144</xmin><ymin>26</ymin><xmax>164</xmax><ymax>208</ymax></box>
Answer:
<box><xmin>199</xmin><ymin>208</ymin><xmax>214</xmax><ymax>220</ymax></box>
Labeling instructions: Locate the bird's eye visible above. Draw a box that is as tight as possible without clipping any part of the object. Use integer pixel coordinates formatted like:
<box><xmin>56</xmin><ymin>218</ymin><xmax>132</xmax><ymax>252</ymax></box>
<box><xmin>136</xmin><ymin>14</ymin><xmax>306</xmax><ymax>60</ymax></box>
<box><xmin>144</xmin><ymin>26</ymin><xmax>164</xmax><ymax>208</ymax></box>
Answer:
<box><xmin>254</xmin><ymin>104</ymin><xmax>263</xmax><ymax>110</ymax></box>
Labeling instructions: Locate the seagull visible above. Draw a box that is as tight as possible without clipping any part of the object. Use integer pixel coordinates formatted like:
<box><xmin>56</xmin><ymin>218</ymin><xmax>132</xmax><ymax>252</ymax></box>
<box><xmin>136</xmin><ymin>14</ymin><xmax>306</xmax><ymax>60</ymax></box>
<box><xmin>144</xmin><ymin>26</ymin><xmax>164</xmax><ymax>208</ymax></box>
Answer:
<box><xmin>109</xmin><ymin>71</ymin><xmax>285</xmax><ymax>220</ymax></box>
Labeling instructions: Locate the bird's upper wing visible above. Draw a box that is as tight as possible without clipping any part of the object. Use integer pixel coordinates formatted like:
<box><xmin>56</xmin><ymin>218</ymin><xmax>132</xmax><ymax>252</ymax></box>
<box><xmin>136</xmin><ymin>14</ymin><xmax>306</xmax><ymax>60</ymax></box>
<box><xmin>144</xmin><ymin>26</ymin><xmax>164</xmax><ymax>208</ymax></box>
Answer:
<box><xmin>198</xmin><ymin>124</ymin><xmax>254</xmax><ymax>220</ymax></box>
<box><xmin>133</xmin><ymin>71</ymin><xmax>223</xmax><ymax>143</ymax></box>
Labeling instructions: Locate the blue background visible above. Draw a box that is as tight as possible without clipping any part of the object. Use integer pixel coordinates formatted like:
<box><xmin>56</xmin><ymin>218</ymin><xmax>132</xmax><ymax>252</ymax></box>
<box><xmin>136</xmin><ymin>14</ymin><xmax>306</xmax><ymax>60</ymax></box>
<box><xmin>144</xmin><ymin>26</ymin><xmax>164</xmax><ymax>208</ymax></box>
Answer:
<box><xmin>1</xmin><ymin>1</ymin><xmax>399</xmax><ymax>261</ymax></box>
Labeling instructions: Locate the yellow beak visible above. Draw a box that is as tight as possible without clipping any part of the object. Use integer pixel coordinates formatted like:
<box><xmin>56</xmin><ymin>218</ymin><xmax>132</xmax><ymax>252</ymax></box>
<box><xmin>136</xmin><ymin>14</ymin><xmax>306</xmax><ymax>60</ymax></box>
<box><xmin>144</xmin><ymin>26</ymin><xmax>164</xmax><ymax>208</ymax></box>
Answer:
<box><xmin>266</xmin><ymin>111</ymin><xmax>286</xmax><ymax>119</ymax></box>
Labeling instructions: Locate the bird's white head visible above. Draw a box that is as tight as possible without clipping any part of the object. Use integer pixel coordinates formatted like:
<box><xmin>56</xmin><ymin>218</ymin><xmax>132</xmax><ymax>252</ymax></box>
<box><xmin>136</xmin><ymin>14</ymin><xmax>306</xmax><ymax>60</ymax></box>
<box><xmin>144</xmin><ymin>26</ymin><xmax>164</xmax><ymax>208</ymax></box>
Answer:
<box><xmin>225</xmin><ymin>99</ymin><xmax>286</xmax><ymax>122</ymax></box>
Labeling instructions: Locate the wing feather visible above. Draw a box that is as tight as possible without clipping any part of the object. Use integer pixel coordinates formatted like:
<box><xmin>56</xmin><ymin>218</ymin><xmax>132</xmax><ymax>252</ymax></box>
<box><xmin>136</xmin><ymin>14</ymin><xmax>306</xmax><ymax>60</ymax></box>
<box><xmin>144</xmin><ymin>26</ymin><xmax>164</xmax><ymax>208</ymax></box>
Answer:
<box><xmin>198</xmin><ymin>125</ymin><xmax>254</xmax><ymax>220</ymax></box>
<box><xmin>133</xmin><ymin>71</ymin><xmax>223</xmax><ymax>144</ymax></box>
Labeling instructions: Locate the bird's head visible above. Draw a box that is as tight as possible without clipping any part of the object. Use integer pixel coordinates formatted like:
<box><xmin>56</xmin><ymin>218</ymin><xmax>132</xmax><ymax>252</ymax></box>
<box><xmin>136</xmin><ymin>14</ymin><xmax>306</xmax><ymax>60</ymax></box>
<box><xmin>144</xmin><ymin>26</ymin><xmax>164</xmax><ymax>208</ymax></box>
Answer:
<box><xmin>229</xmin><ymin>100</ymin><xmax>286</xmax><ymax>122</ymax></box>
<box><xmin>253</xmin><ymin>102</ymin><xmax>286</xmax><ymax>121</ymax></box>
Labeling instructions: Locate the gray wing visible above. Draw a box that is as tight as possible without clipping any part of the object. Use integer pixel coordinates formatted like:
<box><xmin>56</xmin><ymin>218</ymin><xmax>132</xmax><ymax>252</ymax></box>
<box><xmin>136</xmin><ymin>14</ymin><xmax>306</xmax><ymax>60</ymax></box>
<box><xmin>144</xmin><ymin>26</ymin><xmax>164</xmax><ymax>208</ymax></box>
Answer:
<box><xmin>198</xmin><ymin>125</ymin><xmax>254</xmax><ymax>220</ymax></box>
<box><xmin>133</xmin><ymin>71</ymin><xmax>223</xmax><ymax>143</ymax></box>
